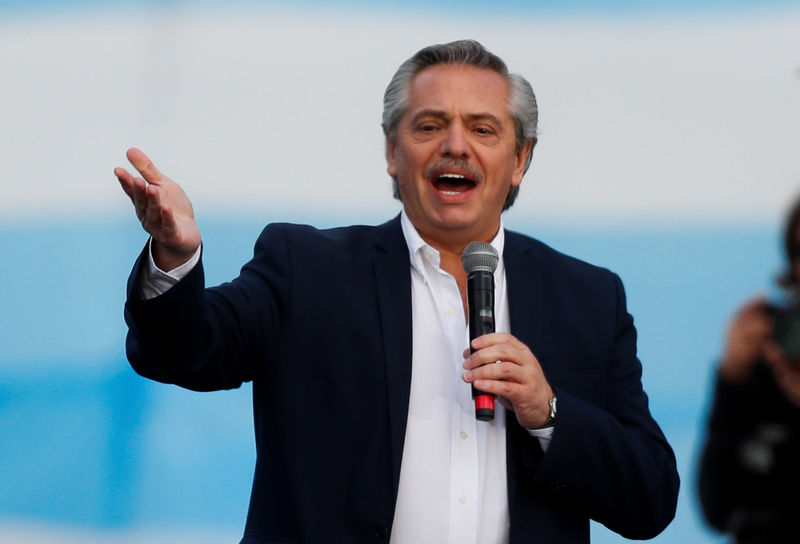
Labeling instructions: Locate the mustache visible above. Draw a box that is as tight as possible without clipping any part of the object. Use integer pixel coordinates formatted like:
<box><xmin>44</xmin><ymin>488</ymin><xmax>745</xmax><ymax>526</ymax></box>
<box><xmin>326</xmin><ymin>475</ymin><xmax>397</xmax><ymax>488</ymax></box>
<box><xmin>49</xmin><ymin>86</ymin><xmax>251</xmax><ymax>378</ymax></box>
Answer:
<box><xmin>423</xmin><ymin>158</ymin><xmax>483</xmax><ymax>183</ymax></box>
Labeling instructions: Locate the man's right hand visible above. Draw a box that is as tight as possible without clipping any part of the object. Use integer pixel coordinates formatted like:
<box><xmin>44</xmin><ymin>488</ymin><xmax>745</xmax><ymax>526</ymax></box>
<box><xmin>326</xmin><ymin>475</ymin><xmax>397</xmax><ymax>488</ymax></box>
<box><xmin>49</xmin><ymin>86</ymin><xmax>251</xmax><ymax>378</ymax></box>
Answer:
<box><xmin>115</xmin><ymin>147</ymin><xmax>202</xmax><ymax>271</ymax></box>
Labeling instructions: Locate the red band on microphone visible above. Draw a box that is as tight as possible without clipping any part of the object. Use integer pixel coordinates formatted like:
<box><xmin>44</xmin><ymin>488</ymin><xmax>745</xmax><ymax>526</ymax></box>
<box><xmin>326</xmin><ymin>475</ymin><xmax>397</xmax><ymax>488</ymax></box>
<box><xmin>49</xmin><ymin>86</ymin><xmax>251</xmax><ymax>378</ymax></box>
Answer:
<box><xmin>475</xmin><ymin>394</ymin><xmax>495</xmax><ymax>411</ymax></box>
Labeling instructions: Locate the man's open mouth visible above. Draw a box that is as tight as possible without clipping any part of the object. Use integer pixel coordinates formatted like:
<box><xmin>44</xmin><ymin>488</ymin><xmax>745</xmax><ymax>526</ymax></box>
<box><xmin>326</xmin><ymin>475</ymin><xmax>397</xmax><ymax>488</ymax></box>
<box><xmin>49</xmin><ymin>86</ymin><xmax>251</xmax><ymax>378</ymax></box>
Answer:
<box><xmin>432</xmin><ymin>173</ymin><xmax>477</xmax><ymax>196</ymax></box>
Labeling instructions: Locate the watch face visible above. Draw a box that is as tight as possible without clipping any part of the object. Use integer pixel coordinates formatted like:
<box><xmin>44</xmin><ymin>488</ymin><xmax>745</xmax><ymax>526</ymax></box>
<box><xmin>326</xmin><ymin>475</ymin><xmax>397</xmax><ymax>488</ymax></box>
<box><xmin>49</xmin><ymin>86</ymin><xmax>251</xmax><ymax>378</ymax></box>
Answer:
<box><xmin>532</xmin><ymin>396</ymin><xmax>557</xmax><ymax>430</ymax></box>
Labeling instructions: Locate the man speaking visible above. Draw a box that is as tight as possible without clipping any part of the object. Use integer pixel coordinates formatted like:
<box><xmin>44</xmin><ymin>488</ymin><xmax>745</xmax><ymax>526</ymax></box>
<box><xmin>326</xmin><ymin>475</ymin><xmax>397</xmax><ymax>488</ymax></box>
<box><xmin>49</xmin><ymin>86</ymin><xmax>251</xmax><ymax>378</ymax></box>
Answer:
<box><xmin>115</xmin><ymin>40</ymin><xmax>679</xmax><ymax>543</ymax></box>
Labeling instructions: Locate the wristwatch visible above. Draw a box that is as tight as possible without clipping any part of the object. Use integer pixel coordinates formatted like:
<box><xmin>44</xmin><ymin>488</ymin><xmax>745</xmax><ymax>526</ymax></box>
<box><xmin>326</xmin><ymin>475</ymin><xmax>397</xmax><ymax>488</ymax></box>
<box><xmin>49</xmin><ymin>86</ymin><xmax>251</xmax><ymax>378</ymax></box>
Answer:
<box><xmin>534</xmin><ymin>395</ymin><xmax>557</xmax><ymax>429</ymax></box>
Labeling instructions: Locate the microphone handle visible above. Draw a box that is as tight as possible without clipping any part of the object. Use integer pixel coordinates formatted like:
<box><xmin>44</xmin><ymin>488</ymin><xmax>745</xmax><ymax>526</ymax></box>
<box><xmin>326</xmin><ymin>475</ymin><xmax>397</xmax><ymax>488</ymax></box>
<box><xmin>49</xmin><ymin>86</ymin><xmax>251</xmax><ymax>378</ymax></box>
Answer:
<box><xmin>467</xmin><ymin>270</ymin><xmax>495</xmax><ymax>421</ymax></box>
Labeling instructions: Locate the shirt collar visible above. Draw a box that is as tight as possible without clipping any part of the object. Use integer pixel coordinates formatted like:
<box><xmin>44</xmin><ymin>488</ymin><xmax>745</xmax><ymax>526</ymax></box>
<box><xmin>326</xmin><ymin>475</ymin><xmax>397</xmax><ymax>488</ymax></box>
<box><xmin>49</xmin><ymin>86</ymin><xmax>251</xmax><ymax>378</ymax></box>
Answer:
<box><xmin>400</xmin><ymin>209</ymin><xmax>506</xmax><ymax>277</ymax></box>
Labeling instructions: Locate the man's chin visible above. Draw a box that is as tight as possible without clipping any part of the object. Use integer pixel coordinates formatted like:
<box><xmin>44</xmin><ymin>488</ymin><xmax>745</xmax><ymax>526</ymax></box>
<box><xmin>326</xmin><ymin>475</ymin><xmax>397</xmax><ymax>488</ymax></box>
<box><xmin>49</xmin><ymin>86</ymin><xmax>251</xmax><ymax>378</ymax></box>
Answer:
<box><xmin>423</xmin><ymin>214</ymin><xmax>500</xmax><ymax>243</ymax></box>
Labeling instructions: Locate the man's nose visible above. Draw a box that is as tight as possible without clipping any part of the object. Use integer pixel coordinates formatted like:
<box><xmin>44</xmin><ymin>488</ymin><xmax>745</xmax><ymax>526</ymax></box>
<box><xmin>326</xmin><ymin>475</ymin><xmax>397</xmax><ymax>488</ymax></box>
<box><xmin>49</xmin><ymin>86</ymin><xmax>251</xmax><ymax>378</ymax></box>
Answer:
<box><xmin>440</xmin><ymin>124</ymin><xmax>470</xmax><ymax>158</ymax></box>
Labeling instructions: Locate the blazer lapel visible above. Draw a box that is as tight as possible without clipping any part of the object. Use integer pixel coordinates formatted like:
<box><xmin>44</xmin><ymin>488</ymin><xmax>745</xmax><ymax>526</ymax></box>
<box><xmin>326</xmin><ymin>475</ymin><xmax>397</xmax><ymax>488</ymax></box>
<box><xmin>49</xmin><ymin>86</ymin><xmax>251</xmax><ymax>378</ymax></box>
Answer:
<box><xmin>372</xmin><ymin>216</ymin><xmax>413</xmax><ymax>497</ymax></box>
<box><xmin>504</xmin><ymin>231</ymin><xmax>543</xmax><ymax>363</ymax></box>
<box><xmin>502</xmin><ymin>232</ymin><xmax>544</xmax><ymax>514</ymax></box>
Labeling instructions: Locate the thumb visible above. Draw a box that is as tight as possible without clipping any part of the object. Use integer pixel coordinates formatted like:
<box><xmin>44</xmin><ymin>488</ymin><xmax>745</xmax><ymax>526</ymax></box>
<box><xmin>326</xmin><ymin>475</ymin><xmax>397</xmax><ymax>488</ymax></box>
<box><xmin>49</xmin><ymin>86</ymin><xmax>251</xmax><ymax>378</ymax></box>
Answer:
<box><xmin>126</xmin><ymin>147</ymin><xmax>167</xmax><ymax>186</ymax></box>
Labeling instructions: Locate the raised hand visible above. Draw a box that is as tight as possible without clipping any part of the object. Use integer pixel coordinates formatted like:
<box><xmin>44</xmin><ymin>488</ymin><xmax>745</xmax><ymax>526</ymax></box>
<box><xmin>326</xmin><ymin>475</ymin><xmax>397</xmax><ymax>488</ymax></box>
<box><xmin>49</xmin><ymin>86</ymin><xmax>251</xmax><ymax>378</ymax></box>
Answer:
<box><xmin>115</xmin><ymin>147</ymin><xmax>202</xmax><ymax>271</ymax></box>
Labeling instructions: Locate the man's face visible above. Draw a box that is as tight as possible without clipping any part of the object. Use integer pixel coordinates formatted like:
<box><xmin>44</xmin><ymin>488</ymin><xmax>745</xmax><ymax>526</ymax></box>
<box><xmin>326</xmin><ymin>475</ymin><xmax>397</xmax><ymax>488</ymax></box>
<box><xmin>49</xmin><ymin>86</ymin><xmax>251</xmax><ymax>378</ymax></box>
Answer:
<box><xmin>387</xmin><ymin>63</ymin><xmax>531</xmax><ymax>249</ymax></box>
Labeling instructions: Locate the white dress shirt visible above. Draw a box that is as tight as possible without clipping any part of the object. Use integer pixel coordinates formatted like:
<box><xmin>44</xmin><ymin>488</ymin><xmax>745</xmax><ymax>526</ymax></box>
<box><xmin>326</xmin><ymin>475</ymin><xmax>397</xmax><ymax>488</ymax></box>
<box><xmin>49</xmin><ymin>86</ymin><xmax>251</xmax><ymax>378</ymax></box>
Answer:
<box><xmin>390</xmin><ymin>211</ymin><xmax>511</xmax><ymax>544</ymax></box>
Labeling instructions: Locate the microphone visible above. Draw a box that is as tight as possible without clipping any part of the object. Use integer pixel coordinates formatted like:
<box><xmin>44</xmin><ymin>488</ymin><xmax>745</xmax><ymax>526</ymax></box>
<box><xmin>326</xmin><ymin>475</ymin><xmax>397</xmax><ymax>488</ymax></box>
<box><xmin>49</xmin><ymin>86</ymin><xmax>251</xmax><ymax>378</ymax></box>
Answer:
<box><xmin>461</xmin><ymin>241</ymin><xmax>499</xmax><ymax>422</ymax></box>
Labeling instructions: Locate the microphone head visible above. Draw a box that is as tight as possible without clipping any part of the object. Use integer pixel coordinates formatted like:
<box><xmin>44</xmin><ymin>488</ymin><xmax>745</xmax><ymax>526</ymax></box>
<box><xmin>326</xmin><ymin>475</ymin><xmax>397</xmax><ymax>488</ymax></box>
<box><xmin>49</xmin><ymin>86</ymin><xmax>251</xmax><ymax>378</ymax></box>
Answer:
<box><xmin>461</xmin><ymin>241</ymin><xmax>499</xmax><ymax>274</ymax></box>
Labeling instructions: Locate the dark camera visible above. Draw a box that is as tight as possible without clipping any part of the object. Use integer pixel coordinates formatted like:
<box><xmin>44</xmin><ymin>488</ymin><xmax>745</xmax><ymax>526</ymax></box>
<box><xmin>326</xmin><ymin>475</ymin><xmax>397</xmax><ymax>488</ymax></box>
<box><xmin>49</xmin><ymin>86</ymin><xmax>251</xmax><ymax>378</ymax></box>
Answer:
<box><xmin>770</xmin><ymin>301</ymin><xmax>800</xmax><ymax>362</ymax></box>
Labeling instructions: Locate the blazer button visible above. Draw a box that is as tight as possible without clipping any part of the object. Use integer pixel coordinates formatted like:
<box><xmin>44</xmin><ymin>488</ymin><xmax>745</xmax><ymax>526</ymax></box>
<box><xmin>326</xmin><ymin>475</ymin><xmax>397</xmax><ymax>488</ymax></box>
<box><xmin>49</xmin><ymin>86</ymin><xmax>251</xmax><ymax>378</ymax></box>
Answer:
<box><xmin>374</xmin><ymin>524</ymin><xmax>390</xmax><ymax>539</ymax></box>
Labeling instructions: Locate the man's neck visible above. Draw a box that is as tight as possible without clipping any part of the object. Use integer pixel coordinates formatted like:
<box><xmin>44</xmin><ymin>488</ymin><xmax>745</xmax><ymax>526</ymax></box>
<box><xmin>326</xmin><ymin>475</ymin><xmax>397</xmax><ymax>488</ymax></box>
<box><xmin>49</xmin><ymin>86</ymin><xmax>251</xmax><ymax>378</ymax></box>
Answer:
<box><xmin>400</xmin><ymin>211</ymin><xmax>504</xmax><ymax>319</ymax></box>
<box><xmin>416</xmin><ymin>226</ymin><xmax>500</xmax><ymax>261</ymax></box>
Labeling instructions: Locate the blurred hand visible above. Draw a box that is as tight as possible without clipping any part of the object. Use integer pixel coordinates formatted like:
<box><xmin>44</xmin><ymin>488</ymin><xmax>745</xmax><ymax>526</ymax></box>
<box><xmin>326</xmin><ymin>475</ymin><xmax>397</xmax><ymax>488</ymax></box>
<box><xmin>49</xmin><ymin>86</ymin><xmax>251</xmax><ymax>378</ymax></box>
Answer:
<box><xmin>462</xmin><ymin>333</ymin><xmax>554</xmax><ymax>429</ymax></box>
<box><xmin>114</xmin><ymin>148</ymin><xmax>201</xmax><ymax>271</ymax></box>
<box><xmin>719</xmin><ymin>298</ymin><xmax>773</xmax><ymax>384</ymax></box>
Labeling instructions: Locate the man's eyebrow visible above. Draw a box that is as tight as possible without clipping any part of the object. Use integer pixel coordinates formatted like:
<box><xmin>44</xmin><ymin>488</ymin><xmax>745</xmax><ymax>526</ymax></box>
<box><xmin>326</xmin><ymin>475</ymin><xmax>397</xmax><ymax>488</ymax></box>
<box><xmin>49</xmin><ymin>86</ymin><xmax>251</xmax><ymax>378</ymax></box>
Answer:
<box><xmin>409</xmin><ymin>109</ymin><xmax>449</xmax><ymax>124</ymax></box>
<box><xmin>466</xmin><ymin>112</ymin><xmax>504</xmax><ymax>127</ymax></box>
<box><xmin>409</xmin><ymin>109</ymin><xmax>505</xmax><ymax>127</ymax></box>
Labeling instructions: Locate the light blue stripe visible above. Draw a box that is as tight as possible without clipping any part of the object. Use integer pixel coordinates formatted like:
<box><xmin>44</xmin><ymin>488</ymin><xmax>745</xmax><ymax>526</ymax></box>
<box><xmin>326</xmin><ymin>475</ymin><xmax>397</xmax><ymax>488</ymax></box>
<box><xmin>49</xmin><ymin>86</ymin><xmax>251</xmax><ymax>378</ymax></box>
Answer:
<box><xmin>1</xmin><ymin>0</ymin><xmax>797</xmax><ymax>16</ymax></box>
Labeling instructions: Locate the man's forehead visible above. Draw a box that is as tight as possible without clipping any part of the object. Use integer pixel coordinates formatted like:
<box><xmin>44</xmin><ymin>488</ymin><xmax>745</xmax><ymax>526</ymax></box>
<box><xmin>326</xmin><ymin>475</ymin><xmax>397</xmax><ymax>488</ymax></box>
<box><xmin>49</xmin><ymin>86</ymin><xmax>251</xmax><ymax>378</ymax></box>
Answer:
<box><xmin>405</xmin><ymin>64</ymin><xmax>512</xmax><ymax>118</ymax></box>
<box><xmin>410</xmin><ymin>63</ymin><xmax>509</xmax><ymax>92</ymax></box>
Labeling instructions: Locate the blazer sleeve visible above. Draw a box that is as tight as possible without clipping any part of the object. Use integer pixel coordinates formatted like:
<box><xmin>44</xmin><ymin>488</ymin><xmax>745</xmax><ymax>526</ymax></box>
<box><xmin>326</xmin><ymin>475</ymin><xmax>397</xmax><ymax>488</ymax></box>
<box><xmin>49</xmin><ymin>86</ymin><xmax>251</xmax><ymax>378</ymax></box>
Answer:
<box><xmin>123</xmin><ymin>224</ymin><xmax>291</xmax><ymax>392</ymax></box>
<box><xmin>527</xmin><ymin>273</ymin><xmax>679</xmax><ymax>539</ymax></box>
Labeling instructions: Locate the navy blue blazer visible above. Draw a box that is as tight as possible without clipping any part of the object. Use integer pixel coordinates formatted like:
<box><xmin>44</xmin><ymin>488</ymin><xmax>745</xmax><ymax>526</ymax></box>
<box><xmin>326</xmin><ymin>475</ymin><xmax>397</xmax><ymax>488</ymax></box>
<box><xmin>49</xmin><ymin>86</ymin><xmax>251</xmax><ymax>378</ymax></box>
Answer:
<box><xmin>124</xmin><ymin>215</ymin><xmax>678</xmax><ymax>543</ymax></box>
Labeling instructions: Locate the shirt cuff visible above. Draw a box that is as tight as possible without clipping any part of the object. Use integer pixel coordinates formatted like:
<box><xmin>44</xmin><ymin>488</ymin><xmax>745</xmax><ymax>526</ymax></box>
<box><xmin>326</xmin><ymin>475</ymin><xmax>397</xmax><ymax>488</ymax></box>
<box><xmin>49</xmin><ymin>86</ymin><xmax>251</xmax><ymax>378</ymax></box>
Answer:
<box><xmin>138</xmin><ymin>239</ymin><xmax>202</xmax><ymax>300</ymax></box>
<box><xmin>526</xmin><ymin>426</ymin><xmax>554</xmax><ymax>452</ymax></box>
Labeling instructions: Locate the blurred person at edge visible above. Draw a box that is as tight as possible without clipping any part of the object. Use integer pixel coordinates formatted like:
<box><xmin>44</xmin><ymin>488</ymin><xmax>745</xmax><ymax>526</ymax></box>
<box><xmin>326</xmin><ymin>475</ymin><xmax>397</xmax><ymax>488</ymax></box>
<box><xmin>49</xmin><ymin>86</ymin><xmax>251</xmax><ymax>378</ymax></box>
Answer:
<box><xmin>115</xmin><ymin>40</ymin><xmax>679</xmax><ymax>544</ymax></box>
<box><xmin>699</xmin><ymin>195</ymin><xmax>800</xmax><ymax>543</ymax></box>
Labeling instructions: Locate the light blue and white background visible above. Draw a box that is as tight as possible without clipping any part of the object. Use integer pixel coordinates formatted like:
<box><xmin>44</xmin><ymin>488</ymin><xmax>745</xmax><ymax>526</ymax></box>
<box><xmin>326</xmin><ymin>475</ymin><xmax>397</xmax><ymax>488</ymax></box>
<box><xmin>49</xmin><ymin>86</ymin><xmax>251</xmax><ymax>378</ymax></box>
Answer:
<box><xmin>1</xmin><ymin>0</ymin><xmax>799</xmax><ymax>542</ymax></box>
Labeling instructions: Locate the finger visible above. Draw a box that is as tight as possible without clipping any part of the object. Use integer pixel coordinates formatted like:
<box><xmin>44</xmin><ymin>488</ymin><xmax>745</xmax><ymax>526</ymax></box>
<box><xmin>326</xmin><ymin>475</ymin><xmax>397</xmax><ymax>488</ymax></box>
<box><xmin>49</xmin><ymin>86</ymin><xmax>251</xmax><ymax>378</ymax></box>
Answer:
<box><xmin>464</xmin><ymin>348</ymin><xmax>509</xmax><ymax>371</ymax></box>
<box><xmin>464</xmin><ymin>342</ymin><xmax>533</xmax><ymax>370</ymax></box>
<box><xmin>143</xmin><ymin>184</ymin><xmax>166</xmax><ymax>231</ymax></box>
<box><xmin>462</xmin><ymin>342</ymin><xmax>505</xmax><ymax>360</ymax></box>
<box><xmin>470</xmin><ymin>332</ymin><xmax>528</xmax><ymax>352</ymax></box>
<box><xmin>471</xmin><ymin>377</ymin><xmax>527</xmax><ymax>402</ymax></box>
<box><xmin>126</xmin><ymin>147</ymin><xmax>166</xmax><ymax>186</ymax></box>
<box><xmin>736</xmin><ymin>320</ymin><xmax>772</xmax><ymax>343</ymax></box>
<box><xmin>131</xmin><ymin>176</ymin><xmax>150</xmax><ymax>221</ymax></box>
<box><xmin>465</xmin><ymin>355</ymin><xmax>540</xmax><ymax>389</ymax></box>
<box><xmin>465</xmin><ymin>358</ymin><xmax>524</xmax><ymax>384</ymax></box>
<box><xmin>114</xmin><ymin>167</ymin><xmax>138</xmax><ymax>200</ymax></box>
<box><xmin>735</xmin><ymin>298</ymin><xmax>774</xmax><ymax>327</ymax></box>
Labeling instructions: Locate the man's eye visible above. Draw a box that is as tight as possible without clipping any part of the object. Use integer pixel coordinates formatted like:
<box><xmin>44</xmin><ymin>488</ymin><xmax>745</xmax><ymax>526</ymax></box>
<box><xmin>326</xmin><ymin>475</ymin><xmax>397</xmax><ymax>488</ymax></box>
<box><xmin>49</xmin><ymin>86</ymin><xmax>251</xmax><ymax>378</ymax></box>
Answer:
<box><xmin>418</xmin><ymin>124</ymin><xmax>437</xmax><ymax>132</ymax></box>
<box><xmin>475</xmin><ymin>126</ymin><xmax>495</xmax><ymax>135</ymax></box>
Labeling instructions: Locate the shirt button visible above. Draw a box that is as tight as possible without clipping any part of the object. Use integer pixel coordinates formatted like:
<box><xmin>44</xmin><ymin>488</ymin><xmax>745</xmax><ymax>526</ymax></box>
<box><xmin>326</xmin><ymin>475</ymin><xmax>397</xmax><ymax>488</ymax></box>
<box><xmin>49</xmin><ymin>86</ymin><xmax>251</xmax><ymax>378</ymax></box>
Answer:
<box><xmin>459</xmin><ymin>430</ymin><xmax>468</xmax><ymax>439</ymax></box>
<box><xmin>446</xmin><ymin>308</ymin><xmax>455</xmax><ymax>318</ymax></box>
<box><xmin>459</xmin><ymin>493</ymin><xmax>469</xmax><ymax>504</ymax></box>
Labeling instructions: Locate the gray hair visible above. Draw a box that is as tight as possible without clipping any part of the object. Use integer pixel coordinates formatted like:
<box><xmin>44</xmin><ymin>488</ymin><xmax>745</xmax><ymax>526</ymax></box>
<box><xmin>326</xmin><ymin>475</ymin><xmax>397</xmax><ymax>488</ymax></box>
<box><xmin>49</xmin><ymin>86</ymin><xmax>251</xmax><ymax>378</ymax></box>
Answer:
<box><xmin>382</xmin><ymin>39</ymin><xmax>538</xmax><ymax>210</ymax></box>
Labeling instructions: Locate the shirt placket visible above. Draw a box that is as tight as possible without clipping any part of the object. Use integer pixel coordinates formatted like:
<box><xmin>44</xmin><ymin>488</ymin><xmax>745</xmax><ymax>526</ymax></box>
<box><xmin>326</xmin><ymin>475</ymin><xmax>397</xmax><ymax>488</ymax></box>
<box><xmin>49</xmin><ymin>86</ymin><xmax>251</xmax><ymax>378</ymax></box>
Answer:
<box><xmin>428</xmin><ymin>261</ymin><xmax>479</xmax><ymax>544</ymax></box>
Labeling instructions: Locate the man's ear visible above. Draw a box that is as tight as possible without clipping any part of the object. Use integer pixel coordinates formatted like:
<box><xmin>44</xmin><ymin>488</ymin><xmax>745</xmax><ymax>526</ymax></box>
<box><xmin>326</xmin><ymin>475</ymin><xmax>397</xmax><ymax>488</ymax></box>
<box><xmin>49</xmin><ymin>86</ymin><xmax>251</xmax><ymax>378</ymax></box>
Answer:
<box><xmin>512</xmin><ymin>138</ymin><xmax>536</xmax><ymax>186</ymax></box>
